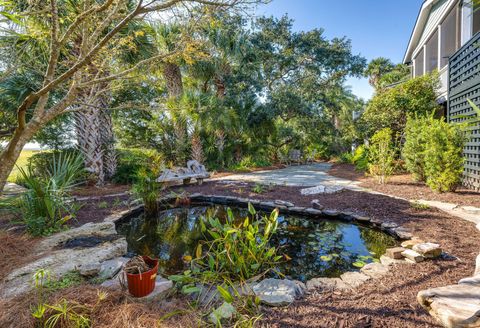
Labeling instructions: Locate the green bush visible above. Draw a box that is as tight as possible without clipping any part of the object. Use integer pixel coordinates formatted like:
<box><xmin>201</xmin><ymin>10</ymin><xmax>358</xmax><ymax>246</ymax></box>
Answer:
<box><xmin>362</xmin><ymin>73</ymin><xmax>440</xmax><ymax>135</ymax></box>
<box><xmin>402</xmin><ymin>115</ymin><xmax>467</xmax><ymax>192</ymax></box>
<box><xmin>424</xmin><ymin>120</ymin><xmax>466</xmax><ymax>192</ymax></box>
<box><xmin>18</xmin><ymin>153</ymin><xmax>85</xmax><ymax>236</ymax></box>
<box><xmin>368</xmin><ymin>128</ymin><xmax>396</xmax><ymax>184</ymax></box>
<box><xmin>113</xmin><ymin>148</ymin><xmax>162</xmax><ymax>184</ymax></box>
<box><xmin>339</xmin><ymin>152</ymin><xmax>353</xmax><ymax>164</ymax></box>
<box><xmin>352</xmin><ymin>145</ymin><xmax>369</xmax><ymax>171</ymax></box>
<box><xmin>402</xmin><ymin>115</ymin><xmax>429</xmax><ymax>182</ymax></box>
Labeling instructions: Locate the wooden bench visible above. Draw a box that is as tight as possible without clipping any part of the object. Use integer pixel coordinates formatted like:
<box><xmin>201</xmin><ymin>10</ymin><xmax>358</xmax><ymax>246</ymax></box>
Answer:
<box><xmin>156</xmin><ymin>160</ymin><xmax>210</xmax><ymax>185</ymax></box>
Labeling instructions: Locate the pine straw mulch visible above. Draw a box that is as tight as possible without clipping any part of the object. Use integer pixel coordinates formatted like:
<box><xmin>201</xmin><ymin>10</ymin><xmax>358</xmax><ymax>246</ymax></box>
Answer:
<box><xmin>176</xmin><ymin>181</ymin><xmax>480</xmax><ymax>328</ymax></box>
<box><xmin>0</xmin><ymin>231</ymin><xmax>40</xmax><ymax>282</ymax></box>
<box><xmin>329</xmin><ymin>163</ymin><xmax>480</xmax><ymax>208</ymax></box>
<box><xmin>0</xmin><ymin>285</ymin><xmax>199</xmax><ymax>328</ymax></box>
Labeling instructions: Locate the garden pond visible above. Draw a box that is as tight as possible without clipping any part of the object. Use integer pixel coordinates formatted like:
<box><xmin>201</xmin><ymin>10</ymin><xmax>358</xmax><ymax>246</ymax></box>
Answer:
<box><xmin>117</xmin><ymin>204</ymin><xmax>396</xmax><ymax>281</ymax></box>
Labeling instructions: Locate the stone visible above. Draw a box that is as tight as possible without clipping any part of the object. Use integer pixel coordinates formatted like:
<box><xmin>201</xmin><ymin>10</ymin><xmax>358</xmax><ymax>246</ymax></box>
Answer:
<box><xmin>340</xmin><ymin>272</ymin><xmax>371</xmax><ymax>288</ymax></box>
<box><xmin>251</xmin><ymin>279</ymin><xmax>305</xmax><ymax>306</ymax></box>
<box><xmin>459</xmin><ymin>276</ymin><xmax>480</xmax><ymax>286</ymax></box>
<box><xmin>385</xmin><ymin>247</ymin><xmax>406</xmax><ymax>260</ymax></box>
<box><xmin>360</xmin><ymin>262</ymin><xmax>390</xmax><ymax>279</ymax></box>
<box><xmin>260</xmin><ymin>201</ymin><xmax>279</xmax><ymax>209</ymax></box>
<box><xmin>79</xmin><ymin>262</ymin><xmax>101</xmax><ymax>277</ymax></box>
<box><xmin>101</xmin><ymin>275</ymin><xmax>122</xmax><ymax>289</ymax></box>
<box><xmin>323</xmin><ymin>210</ymin><xmax>340</xmax><ymax>217</ymax></box>
<box><xmin>381</xmin><ymin>222</ymin><xmax>398</xmax><ymax>230</ymax></box>
<box><xmin>401</xmin><ymin>249</ymin><xmax>424</xmax><ymax>263</ymax></box>
<box><xmin>300</xmin><ymin>185</ymin><xmax>345</xmax><ymax>196</ymax></box>
<box><xmin>413</xmin><ymin>243</ymin><xmax>442</xmax><ymax>259</ymax></box>
<box><xmin>99</xmin><ymin>257</ymin><xmax>129</xmax><ymax>279</ymax></box>
<box><xmin>380</xmin><ymin>255</ymin><xmax>409</xmax><ymax>266</ymax></box>
<box><xmin>311</xmin><ymin>199</ymin><xmax>324</xmax><ymax>210</ymax></box>
<box><xmin>135</xmin><ymin>276</ymin><xmax>174</xmax><ymax>303</ymax></box>
<box><xmin>39</xmin><ymin>221</ymin><xmax>118</xmax><ymax>250</ymax></box>
<box><xmin>1</xmin><ymin>236</ymin><xmax>127</xmax><ymax>298</ymax></box>
<box><xmin>305</xmin><ymin>208</ymin><xmax>323</xmax><ymax>216</ymax></box>
<box><xmin>306</xmin><ymin>277</ymin><xmax>351</xmax><ymax>292</ymax></box>
<box><xmin>275</xmin><ymin>200</ymin><xmax>294</xmax><ymax>207</ymax></box>
<box><xmin>401</xmin><ymin>238</ymin><xmax>425</xmax><ymax>249</ymax></box>
<box><xmin>353</xmin><ymin>215</ymin><xmax>371</xmax><ymax>223</ymax></box>
<box><xmin>288</xmin><ymin>207</ymin><xmax>306</xmax><ymax>214</ymax></box>
<box><xmin>392</xmin><ymin>226</ymin><xmax>413</xmax><ymax>240</ymax></box>
<box><xmin>476</xmin><ymin>254</ymin><xmax>480</xmax><ymax>276</ymax></box>
<box><xmin>208</xmin><ymin>302</ymin><xmax>236</xmax><ymax>325</ymax></box>
<box><xmin>417</xmin><ymin>284</ymin><xmax>480</xmax><ymax>328</ymax></box>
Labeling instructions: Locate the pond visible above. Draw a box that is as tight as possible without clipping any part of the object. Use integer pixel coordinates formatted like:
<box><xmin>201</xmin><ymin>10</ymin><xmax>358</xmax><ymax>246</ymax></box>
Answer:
<box><xmin>116</xmin><ymin>204</ymin><xmax>396</xmax><ymax>282</ymax></box>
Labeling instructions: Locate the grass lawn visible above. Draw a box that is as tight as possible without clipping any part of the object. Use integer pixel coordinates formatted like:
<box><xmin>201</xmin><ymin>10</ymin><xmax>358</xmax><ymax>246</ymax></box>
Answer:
<box><xmin>7</xmin><ymin>150</ymin><xmax>39</xmax><ymax>183</ymax></box>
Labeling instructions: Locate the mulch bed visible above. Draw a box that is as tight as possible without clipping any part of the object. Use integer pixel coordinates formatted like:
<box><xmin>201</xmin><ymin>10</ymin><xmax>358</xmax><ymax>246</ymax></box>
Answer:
<box><xmin>1</xmin><ymin>173</ymin><xmax>479</xmax><ymax>327</ymax></box>
<box><xmin>176</xmin><ymin>180</ymin><xmax>479</xmax><ymax>328</ymax></box>
<box><xmin>329</xmin><ymin>163</ymin><xmax>480</xmax><ymax>208</ymax></box>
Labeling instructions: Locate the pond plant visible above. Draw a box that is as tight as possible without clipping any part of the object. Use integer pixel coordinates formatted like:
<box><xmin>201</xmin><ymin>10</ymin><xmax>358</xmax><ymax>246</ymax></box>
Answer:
<box><xmin>169</xmin><ymin>204</ymin><xmax>283</xmax><ymax>325</ymax></box>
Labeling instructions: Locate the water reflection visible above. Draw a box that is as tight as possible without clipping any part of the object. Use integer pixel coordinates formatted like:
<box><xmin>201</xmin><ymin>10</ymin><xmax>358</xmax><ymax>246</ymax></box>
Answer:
<box><xmin>117</xmin><ymin>204</ymin><xmax>396</xmax><ymax>281</ymax></box>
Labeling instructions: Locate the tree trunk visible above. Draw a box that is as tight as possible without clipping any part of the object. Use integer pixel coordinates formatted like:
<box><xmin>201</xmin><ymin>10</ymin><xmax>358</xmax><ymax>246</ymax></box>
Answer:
<box><xmin>75</xmin><ymin>105</ymin><xmax>104</xmax><ymax>186</ymax></box>
<box><xmin>0</xmin><ymin>120</ymin><xmax>42</xmax><ymax>192</ymax></box>
<box><xmin>98</xmin><ymin>98</ymin><xmax>117</xmax><ymax>180</ymax></box>
<box><xmin>163</xmin><ymin>63</ymin><xmax>183</xmax><ymax>98</ymax></box>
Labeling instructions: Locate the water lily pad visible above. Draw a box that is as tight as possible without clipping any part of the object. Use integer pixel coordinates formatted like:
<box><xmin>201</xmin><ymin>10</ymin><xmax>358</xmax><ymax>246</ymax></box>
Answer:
<box><xmin>352</xmin><ymin>261</ymin><xmax>366</xmax><ymax>268</ymax></box>
<box><xmin>320</xmin><ymin>255</ymin><xmax>333</xmax><ymax>262</ymax></box>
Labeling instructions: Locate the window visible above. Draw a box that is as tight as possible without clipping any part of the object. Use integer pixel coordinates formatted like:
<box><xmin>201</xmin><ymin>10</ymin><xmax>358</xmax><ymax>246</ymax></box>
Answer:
<box><xmin>441</xmin><ymin>6</ymin><xmax>459</xmax><ymax>67</ymax></box>
<box><xmin>426</xmin><ymin>31</ymin><xmax>438</xmax><ymax>72</ymax></box>
<box><xmin>474</xmin><ymin>6</ymin><xmax>480</xmax><ymax>35</ymax></box>
<box><xmin>414</xmin><ymin>48</ymin><xmax>424</xmax><ymax>77</ymax></box>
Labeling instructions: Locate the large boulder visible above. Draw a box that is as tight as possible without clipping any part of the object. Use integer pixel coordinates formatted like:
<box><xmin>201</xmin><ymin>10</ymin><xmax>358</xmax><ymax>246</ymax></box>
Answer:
<box><xmin>418</xmin><ymin>285</ymin><xmax>480</xmax><ymax>328</ymax></box>
<box><xmin>251</xmin><ymin>279</ymin><xmax>305</xmax><ymax>306</ymax></box>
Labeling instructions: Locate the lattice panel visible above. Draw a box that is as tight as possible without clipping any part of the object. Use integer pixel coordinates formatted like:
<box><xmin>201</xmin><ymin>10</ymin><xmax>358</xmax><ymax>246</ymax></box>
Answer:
<box><xmin>448</xmin><ymin>32</ymin><xmax>480</xmax><ymax>190</ymax></box>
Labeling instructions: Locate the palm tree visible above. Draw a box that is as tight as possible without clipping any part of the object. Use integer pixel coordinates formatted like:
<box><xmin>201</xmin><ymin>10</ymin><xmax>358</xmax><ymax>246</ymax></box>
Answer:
<box><xmin>364</xmin><ymin>57</ymin><xmax>395</xmax><ymax>90</ymax></box>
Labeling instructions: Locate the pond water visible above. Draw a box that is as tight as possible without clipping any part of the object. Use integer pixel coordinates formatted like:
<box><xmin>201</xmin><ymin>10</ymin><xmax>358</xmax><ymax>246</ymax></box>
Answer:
<box><xmin>116</xmin><ymin>204</ymin><xmax>396</xmax><ymax>281</ymax></box>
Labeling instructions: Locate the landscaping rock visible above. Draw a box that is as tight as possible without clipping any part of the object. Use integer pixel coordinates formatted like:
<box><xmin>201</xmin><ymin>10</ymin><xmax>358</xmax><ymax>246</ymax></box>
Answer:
<box><xmin>251</xmin><ymin>279</ymin><xmax>305</xmax><ymax>306</ymax></box>
<box><xmin>275</xmin><ymin>200</ymin><xmax>294</xmax><ymax>207</ymax></box>
<box><xmin>2</xmin><ymin>236</ymin><xmax>127</xmax><ymax>298</ymax></box>
<box><xmin>340</xmin><ymin>272</ymin><xmax>371</xmax><ymax>288</ymax></box>
<box><xmin>391</xmin><ymin>226</ymin><xmax>413</xmax><ymax>240</ymax></box>
<box><xmin>306</xmin><ymin>277</ymin><xmax>351</xmax><ymax>292</ymax></box>
<box><xmin>413</xmin><ymin>243</ymin><xmax>442</xmax><ymax>259</ymax></box>
<box><xmin>323</xmin><ymin>209</ymin><xmax>340</xmax><ymax>217</ymax></box>
<box><xmin>401</xmin><ymin>238</ymin><xmax>425</xmax><ymax>249</ymax></box>
<box><xmin>401</xmin><ymin>249</ymin><xmax>424</xmax><ymax>263</ymax></box>
<box><xmin>305</xmin><ymin>208</ymin><xmax>323</xmax><ymax>216</ymax></box>
<box><xmin>417</xmin><ymin>284</ymin><xmax>480</xmax><ymax>328</ymax></box>
<box><xmin>135</xmin><ymin>276</ymin><xmax>174</xmax><ymax>303</ymax></box>
<box><xmin>476</xmin><ymin>254</ymin><xmax>480</xmax><ymax>276</ymax></box>
<box><xmin>79</xmin><ymin>262</ymin><xmax>101</xmax><ymax>277</ymax></box>
<box><xmin>300</xmin><ymin>185</ymin><xmax>344</xmax><ymax>195</ymax></box>
<box><xmin>353</xmin><ymin>215</ymin><xmax>371</xmax><ymax>223</ymax></box>
<box><xmin>288</xmin><ymin>206</ymin><xmax>306</xmax><ymax>214</ymax></box>
<box><xmin>385</xmin><ymin>247</ymin><xmax>406</xmax><ymax>260</ymax></box>
<box><xmin>459</xmin><ymin>276</ymin><xmax>480</xmax><ymax>286</ymax></box>
<box><xmin>208</xmin><ymin>302</ymin><xmax>236</xmax><ymax>325</ymax></box>
<box><xmin>381</xmin><ymin>222</ymin><xmax>398</xmax><ymax>230</ymax></box>
<box><xmin>380</xmin><ymin>255</ymin><xmax>409</xmax><ymax>266</ymax></box>
<box><xmin>360</xmin><ymin>262</ymin><xmax>390</xmax><ymax>279</ymax></box>
<box><xmin>99</xmin><ymin>257</ymin><xmax>129</xmax><ymax>279</ymax></box>
<box><xmin>39</xmin><ymin>221</ymin><xmax>118</xmax><ymax>250</ymax></box>
<box><xmin>311</xmin><ymin>199</ymin><xmax>324</xmax><ymax>210</ymax></box>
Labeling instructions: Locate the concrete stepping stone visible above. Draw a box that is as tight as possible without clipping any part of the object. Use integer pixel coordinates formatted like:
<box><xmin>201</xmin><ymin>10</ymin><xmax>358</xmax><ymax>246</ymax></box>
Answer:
<box><xmin>418</xmin><ymin>284</ymin><xmax>480</xmax><ymax>328</ymax></box>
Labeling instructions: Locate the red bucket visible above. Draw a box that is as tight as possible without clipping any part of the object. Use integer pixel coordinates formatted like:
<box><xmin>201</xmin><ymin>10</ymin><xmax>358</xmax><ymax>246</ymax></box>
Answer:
<box><xmin>125</xmin><ymin>256</ymin><xmax>159</xmax><ymax>298</ymax></box>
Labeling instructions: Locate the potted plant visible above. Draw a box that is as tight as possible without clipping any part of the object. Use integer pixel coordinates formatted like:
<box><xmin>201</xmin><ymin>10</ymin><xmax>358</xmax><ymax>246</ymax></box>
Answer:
<box><xmin>124</xmin><ymin>256</ymin><xmax>159</xmax><ymax>297</ymax></box>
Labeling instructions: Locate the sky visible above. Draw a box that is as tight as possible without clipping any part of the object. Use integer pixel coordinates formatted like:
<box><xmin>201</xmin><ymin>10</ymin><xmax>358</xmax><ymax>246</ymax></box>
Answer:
<box><xmin>257</xmin><ymin>0</ymin><xmax>424</xmax><ymax>101</ymax></box>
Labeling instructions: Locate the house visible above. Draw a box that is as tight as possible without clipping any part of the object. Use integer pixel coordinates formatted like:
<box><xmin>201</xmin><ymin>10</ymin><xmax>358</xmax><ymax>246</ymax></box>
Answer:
<box><xmin>404</xmin><ymin>0</ymin><xmax>480</xmax><ymax>190</ymax></box>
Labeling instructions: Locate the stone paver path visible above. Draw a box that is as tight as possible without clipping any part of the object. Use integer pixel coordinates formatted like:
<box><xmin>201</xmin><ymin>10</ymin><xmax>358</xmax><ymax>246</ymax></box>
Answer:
<box><xmin>214</xmin><ymin>163</ymin><xmax>362</xmax><ymax>188</ymax></box>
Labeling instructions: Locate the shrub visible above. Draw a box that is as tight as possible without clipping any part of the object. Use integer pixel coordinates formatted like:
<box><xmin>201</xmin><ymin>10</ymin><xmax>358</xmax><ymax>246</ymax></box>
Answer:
<box><xmin>339</xmin><ymin>152</ymin><xmax>353</xmax><ymax>164</ymax></box>
<box><xmin>423</xmin><ymin>120</ymin><xmax>466</xmax><ymax>192</ymax></box>
<box><xmin>113</xmin><ymin>148</ymin><xmax>162</xmax><ymax>184</ymax></box>
<box><xmin>18</xmin><ymin>152</ymin><xmax>84</xmax><ymax>236</ymax></box>
<box><xmin>402</xmin><ymin>115</ymin><xmax>429</xmax><ymax>182</ymax></box>
<box><xmin>352</xmin><ymin>145</ymin><xmax>369</xmax><ymax>171</ymax></box>
<box><xmin>362</xmin><ymin>73</ymin><xmax>440</xmax><ymax>135</ymax></box>
<box><xmin>131</xmin><ymin>154</ymin><xmax>164</xmax><ymax>217</ymax></box>
<box><xmin>402</xmin><ymin>115</ymin><xmax>467</xmax><ymax>192</ymax></box>
<box><xmin>368</xmin><ymin>128</ymin><xmax>396</xmax><ymax>184</ymax></box>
